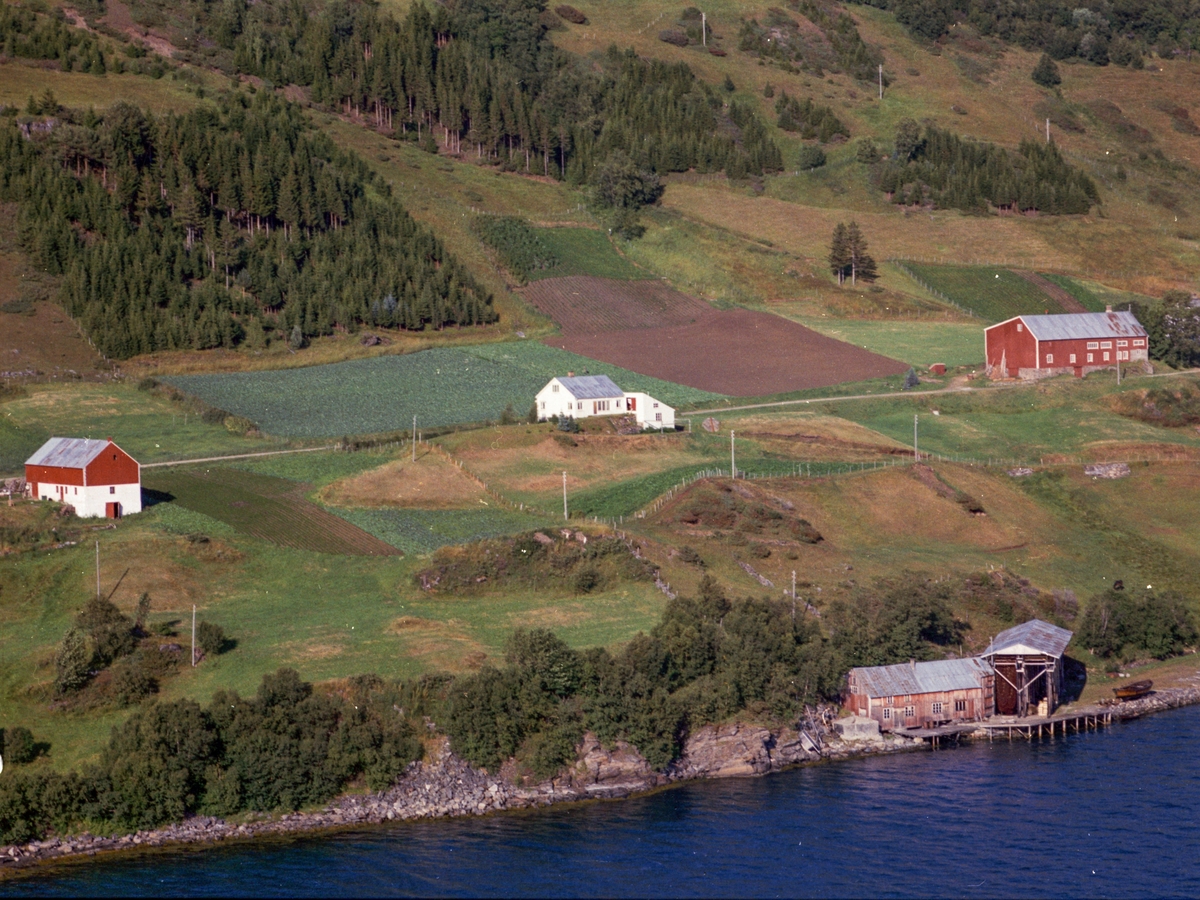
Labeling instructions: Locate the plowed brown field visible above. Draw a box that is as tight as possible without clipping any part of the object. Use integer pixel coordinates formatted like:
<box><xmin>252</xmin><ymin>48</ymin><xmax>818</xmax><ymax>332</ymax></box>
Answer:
<box><xmin>549</xmin><ymin>308</ymin><xmax>910</xmax><ymax>396</ymax></box>
<box><xmin>521</xmin><ymin>276</ymin><xmax>711</xmax><ymax>334</ymax></box>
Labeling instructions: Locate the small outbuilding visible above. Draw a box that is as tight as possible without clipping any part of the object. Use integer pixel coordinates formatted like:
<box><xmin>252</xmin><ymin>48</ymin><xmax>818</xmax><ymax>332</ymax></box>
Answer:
<box><xmin>845</xmin><ymin>657</ymin><xmax>995</xmax><ymax>731</ymax></box>
<box><xmin>25</xmin><ymin>437</ymin><xmax>142</xmax><ymax>519</ymax></box>
<box><xmin>985</xmin><ymin>308</ymin><xmax>1147</xmax><ymax>379</ymax></box>
<box><xmin>535</xmin><ymin>374</ymin><xmax>675</xmax><ymax>429</ymax></box>
<box><xmin>982</xmin><ymin>619</ymin><xmax>1073</xmax><ymax>717</ymax></box>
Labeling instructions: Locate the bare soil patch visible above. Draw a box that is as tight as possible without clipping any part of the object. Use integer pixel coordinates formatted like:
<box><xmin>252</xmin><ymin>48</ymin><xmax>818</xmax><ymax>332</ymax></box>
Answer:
<box><xmin>549</xmin><ymin>308</ymin><xmax>909</xmax><ymax>396</ymax></box>
<box><xmin>522</xmin><ymin>276</ymin><xmax>711</xmax><ymax>334</ymax></box>
<box><xmin>318</xmin><ymin>453</ymin><xmax>487</xmax><ymax>510</ymax></box>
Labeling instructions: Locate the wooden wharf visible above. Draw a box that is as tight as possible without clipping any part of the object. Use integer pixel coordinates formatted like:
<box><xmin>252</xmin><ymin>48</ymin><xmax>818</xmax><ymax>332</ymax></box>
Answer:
<box><xmin>895</xmin><ymin>709</ymin><xmax>1114</xmax><ymax>748</ymax></box>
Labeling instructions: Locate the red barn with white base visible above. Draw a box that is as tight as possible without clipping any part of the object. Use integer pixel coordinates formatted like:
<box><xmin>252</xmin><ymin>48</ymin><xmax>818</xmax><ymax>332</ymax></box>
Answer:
<box><xmin>25</xmin><ymin>437</ymin><xmax>142</xmax><ymax>518</ymax></box>
<box><xmin>985</xmin><ymin>308</ymin><xmax>1147</xmax><ymax>379</ymax></box>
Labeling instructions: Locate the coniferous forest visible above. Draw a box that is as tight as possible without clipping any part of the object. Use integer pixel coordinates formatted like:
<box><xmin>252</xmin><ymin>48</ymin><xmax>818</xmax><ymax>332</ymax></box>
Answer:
<box><xmin>875</xmin><ymin>123</ymin><xmax>1099</xmax><ymax>214</ymax></box>
<box><xmin>0</xmin><ymin>93</ymin><xmax>496</xmax><ymax>358</ymax></box>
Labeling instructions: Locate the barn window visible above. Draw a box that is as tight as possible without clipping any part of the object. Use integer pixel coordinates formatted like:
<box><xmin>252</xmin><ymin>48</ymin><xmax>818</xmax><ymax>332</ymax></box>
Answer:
<box><xmin>1100</xmin><ymin>341</ymin><xmax>1112</xmax><ymax>349</ymax></box>
<box><xmin>1045</xmin><ymin>354</ymin><xmax>1053</xmax><ymax>364</ymax></box>
<box><xmin>903</xmin><ymin>706</ymin><xmax>915</xmax><ymax>718</ymax></box>
<box><xmin>955</xmin><ymin>699</ymin><xmax>967</xmax><ymax>712</ymax></box>
<box><xmin>1118</xmin><ymin>351</ymin><xmax>1129</xmax><ymax>361</ymax></box>
<box><xmin>1104</xmin><ymin>352</ymin><xmax>1110</xmax><ymax>361</ymax></box>
<box><xmin>931</xmin><ymin>701</ymin><xmax>943</xmax><ymax>715</ymax></box>
<box><xmin>1087</xmin><ymin>353</ymin><xmax>1094</xmax><ymax>363</ymax></box>
<box><xmin>109</xmin><ymin>486</ymin><xmax>115</xmax><ymax>494</ymax></box>
<box><xmin>882</xmin><ymin>708</ymin><xmax>891</xmax><ymax>720</ymax></box>
<box><xmin>1017</xmin><ymin>324</ymin><xmax>1023</xmax><ymax>332</ymax></box>
<box><xmin>1069</xmin><ymin>354</ymin><xmax>1077</xmax><ymax>364</ymax></box>
<box><xmin>1133</xmin><ymin>339</ymin><xmax>1145</xmax><ymax>346</ymax></box>
<box><xmin>1117</xmin><ymin>340</ymin><xmax>1128</xmax><ymax>347</ymax></box>
<box><xmin>1087</xmin><ymin>342</ymin><xmax>1099</xmax><ymax>349</ymax></box>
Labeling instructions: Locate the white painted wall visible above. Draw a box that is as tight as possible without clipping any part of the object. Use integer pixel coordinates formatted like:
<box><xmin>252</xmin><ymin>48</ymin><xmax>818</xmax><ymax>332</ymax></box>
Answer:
<box><xmin>622</xmin><ymin>392</ymin><xmax>675</xmax><ymax>429</ymax></box>
<box><xmin>36</xmin><ymin>481</ymin><xmax>142</xmax><ymax>518</ymax></box>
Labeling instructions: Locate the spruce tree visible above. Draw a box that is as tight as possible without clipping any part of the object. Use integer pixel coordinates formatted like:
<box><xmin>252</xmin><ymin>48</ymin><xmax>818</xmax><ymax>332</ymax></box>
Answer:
<box><xmin>846</xmin><ymin>221</ymin><xmax>878</xmax><ymax>285</ymax></box>
<box><xmin>1032</xmin><ymin>54</ymin><xmax>1061</xmax><ymax>88</ymax></box>
<box><xmin>829</xmin><ymin>222</ymin><xmax>851</xmax><ymax>285</ymax></box>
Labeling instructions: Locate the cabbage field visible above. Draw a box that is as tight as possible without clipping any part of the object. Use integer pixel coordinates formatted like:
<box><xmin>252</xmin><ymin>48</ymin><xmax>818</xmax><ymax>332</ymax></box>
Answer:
<box><xmin>328</xmin><ymin>506</ymin><xmax>553</xmax><ymax>555</ymax></box>
<box><xmin>166</xmin><ymin>343</ymin><xmax>722</xmax><ymax>438</ymax></box>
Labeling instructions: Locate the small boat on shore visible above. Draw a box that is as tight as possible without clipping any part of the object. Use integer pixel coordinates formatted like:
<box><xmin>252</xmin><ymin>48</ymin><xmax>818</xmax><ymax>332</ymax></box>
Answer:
<box><xmin>1112</xmin><ymin>679</ymin><xmax>1153</xmax><ymax>701</ymax></box>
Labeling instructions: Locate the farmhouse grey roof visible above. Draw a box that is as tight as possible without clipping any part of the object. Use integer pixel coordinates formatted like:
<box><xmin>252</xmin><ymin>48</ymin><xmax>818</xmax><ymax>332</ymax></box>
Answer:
<box><xmin>851</xmin><ymin>657</ymin><xmax>993</xmax><ymax>699</ymax></box>
<box><xmin>982</xmin><ymin>619</ymin><xmax>1073</xmax><ymax>658</ymax></box>
<box><xmin>1000</xmin><ymin>311</ymin><xmax>1147</xmax><ymax>341</ymax></box>
<box><xmin>557</xmin><ymin>375</ymin><xmax>624</xmax><ymax>399</ymax></box>
<box><xmin>26</xmin><ymin>437</ymin><xmax>117</xmax><ymax>469</ymax></box>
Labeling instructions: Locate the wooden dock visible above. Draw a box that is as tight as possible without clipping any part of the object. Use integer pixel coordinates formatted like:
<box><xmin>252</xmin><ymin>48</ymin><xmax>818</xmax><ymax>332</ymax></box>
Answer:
<box><xmin>895</xmin><ymin>709</ymin><xmax>1114</xmax><ymax>748</ymax></box>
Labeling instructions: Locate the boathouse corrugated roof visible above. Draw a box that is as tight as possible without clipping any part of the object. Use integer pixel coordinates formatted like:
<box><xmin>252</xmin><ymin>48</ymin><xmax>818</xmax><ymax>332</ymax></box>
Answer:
<box><xmin>982</xmin><ymin>619</ymin><xmax>1073</xmax><ymax>658</ymax></box>
<box><xmin>851</xmin><ymin>657</ymin><xmax>993</xmax><ymax>699</ymax></box>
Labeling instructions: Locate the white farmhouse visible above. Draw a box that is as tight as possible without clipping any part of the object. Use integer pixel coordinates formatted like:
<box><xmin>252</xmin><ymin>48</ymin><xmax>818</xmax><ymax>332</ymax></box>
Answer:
<box><xmin>535</xmin><ymin>374</ymin><xmax>675</xmax><ymax>430</ymax></box>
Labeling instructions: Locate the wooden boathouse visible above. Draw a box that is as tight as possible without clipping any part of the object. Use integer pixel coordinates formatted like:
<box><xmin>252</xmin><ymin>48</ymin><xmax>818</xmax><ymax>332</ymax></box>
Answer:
<box><xmin>982</xmin><ymin>619</ymin><xmax>1073</xmax><ymax>717</ymax></box>
<box><xmin>845</xmin><ymin>658</ymin><xmax>995</xmax><ymax>731</ymax></box>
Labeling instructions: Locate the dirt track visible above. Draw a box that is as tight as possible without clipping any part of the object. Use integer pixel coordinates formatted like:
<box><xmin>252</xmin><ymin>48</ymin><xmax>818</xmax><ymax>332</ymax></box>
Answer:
<box><xmin>549</xmin><ymin>308</ymin><xmax>910</xmax><ymax>396</ymax></box>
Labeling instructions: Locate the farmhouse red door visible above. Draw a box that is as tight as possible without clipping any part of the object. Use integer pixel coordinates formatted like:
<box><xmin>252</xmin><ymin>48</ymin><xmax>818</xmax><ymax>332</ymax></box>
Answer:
<box><xmin>627</xmin><ymin>397</ymin><xmax>636</xmax><ymax>411</ymax></box>
<box><xmin>106</xmin><ymin>502</ymin><xmax>122</xmax><ymax>519</ymax></box>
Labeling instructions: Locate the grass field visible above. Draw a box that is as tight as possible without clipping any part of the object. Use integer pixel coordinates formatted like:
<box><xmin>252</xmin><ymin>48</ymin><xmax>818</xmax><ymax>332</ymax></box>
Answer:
<box><xmin>528</xmin><ymin>227</ymin><xmax>647</xmax><ymax>281</ymax></box>
<box><xmin>0</xmin><ymin>383</ymin><xmax>274</xmax><ymax>476</ymax></box>
<box><xmin>165</xmin><ymin>343</ymin><xmax>724</xmax><ymax>438</ymax></box>
<box><xmin>796</xmin><ymin>319</ymin><xmax>985</xmax><ymax>368</ymax></box>
<box><xmin>143</xmin><ymin>468</ymin><xmax>401</xmax><ymax>555</ymax></box>
<box><xmin>329</xmin><ymin>506</ymin><xmax>556</xmax><ymax>554</ymax></box>
<box><xmin>900</xmin><ymin>263</ymin><xmax>1068</xmax><ymax>321</ymax></box>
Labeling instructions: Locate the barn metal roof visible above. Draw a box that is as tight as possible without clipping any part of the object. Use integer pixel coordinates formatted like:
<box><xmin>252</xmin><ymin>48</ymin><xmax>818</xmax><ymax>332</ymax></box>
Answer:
<box><xmin>1008</xmin><ymin>311</ymin><xmax>1146</xmax><ymax>341</ymax></box>
<box><xmin>983</xmin><ymin>619</ymin><xmax>1073</xmax><ymax>658</ymax></box>
<box><xmin>25</xmin><ymin>437</ymin><xmax>115</xmax><ymax>469</ymax></box>
<box><xmin>555</xmin><ymin>375</ymin><xmax>624</xmax><ymax>399</ymax></box>
<box><xmin>851</xmin><ymin>658</ymin><xmax>993</xmax><ymax>698</ymax></box>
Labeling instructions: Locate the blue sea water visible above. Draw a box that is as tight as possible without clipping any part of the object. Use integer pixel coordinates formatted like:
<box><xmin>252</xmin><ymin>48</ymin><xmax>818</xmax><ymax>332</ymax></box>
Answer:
<box><xmin>4</xmin><ymin>704</ymin><xmax>1198</xmax><ymax>898</ymax></box>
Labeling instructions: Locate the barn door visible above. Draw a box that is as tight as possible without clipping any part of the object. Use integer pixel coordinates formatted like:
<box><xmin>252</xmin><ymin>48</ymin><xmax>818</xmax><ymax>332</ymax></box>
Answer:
<box><xmin>106</xmin><ymin>502</ymin><xmax>122</xmax><ymax>519</ymax></box>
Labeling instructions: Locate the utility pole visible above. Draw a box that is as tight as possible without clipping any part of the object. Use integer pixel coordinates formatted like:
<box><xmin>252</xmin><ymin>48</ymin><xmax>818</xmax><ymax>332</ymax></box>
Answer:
<box><xmin>730</xmin><ymin>430</ymin><xmax>736</xmax><ymax>479</ymax></box>
<box><xmin>914</xmin><ymin>414</ymin><xmax>919</xmax><ymax>461</ymax></box>
<box><xmin>1117</xmin><ymin>356</ymin><xmax>1121</xmax><ymax>385</ymax></box>
<box><xmin>412</xmin><ymin>416</ymin><xmax>417</xmax><ymax>462</ymax></box>
<box><xmin>701</xmin><ymin>11</ymin><xmax>706</xmax><ymax>46</ymax></box>
<box><xmin>791</xmin><ymin>570</ymin><xmax>797</xmax><ymax>621</ymax></box>
<box><xmin>562</xmin><ymin>470</ymin><xmax>568</xmax><ymax>521</ymax></box>
<box><xmin>191</xmin><ymin>604</ymin><xmax>197</xmax><ymax>667</ymax></box>
<box><xmin>1046</xmin><ymin>117</ymin><xmax>1050</xmax><ymax>143</ymax></box>
<box><xmin>95</xmin><ymin>540</ymin><xmax>100</xmax><ymax>599</ymax></box>
<box><xmin>879</xmin><ymin>64</ymin><xmax>883</xmax><ymax>100</ymax></box>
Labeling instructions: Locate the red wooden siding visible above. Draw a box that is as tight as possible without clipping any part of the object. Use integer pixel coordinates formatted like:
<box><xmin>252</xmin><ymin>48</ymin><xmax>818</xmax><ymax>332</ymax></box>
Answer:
<box><xmin>85</xmin><ymin>443</ymin><xmax>139</xmax><ymax>485</ymax></box>
<box><xmin>985</xmin><ymin>319</ymin><xmax>1037</xmax><ymax>376</ymax></box>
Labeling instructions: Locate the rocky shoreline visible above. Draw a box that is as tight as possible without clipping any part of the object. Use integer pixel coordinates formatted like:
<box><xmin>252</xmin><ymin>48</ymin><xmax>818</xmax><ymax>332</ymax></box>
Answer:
<box><xmin>4</xmin><ymin>686</ymin><xmax>1199</xmax><ymax>875</ymax></box>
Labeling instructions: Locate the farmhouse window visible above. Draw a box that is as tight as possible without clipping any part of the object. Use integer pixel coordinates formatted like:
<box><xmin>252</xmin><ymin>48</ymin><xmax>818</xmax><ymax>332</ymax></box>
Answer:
<box><xmin>882</xmin><ymin>708</ymin><xmax>891</xmax><ymax>720</ymax></box>
<box><xmin>577</xmin><ymin>402</ymin><xmax>583</xmax><ymax>410</ymax></box>
<box><xmin>903</xmin><ymin>706</ymin><xmax>915</xmax><ymax>718</ymax></box>
<box><xmin>1100</xmin><ymin>341</ymin><xmax>1112</xmax><ymax>349</ymax></box>
<box><xmin>1087</xmin><ymin>353</ymin><xmax>1094</xmax><ymax>363</ymax></box>
<box><xmin>1117</xmin><ymin>340</ymin><xmax>1128</xmax><ymax>347</ymax></box>
<box><xmin>1045</xmin><ymin>354</ymin><xmax>1053</xmax><ymax>364</ymax></box>
<box><xmin>109</xmin><ymin>486</ymin><xmax>114</xmax><ymax>494</ymax></box>
<box><xmin>931</xmin><ymin>702</ymin><xmax>944</xmax><ymax>715</ymax></box>
<box><xmin>655</xmin><ymin>413</ymin><xmax>662</xmax><ymax>422</ymax></box>
<box><xmin>1087</xmin><ymin>342</ymin><xmax>1099</xmax><ymax>349</ymax></box>
<box><xmin>1134</xmin><ymin>339</ymin><xmax>1145</xmax><ymax>346</ymax></box>
<box><xmin>653</xmin><ymin>402</ymin><xmax>659</xmax><ymax>408</ymax></box>
<box><xmin>552</xmin><ymin>384</ymin><xmax>559</xmax><ymax>392</ymax></box>
<box><xmin>1069</xmin><ymin>354</ymin><xmax>1077</xmax><ymax>364</ymax></box>
<box><xmin>1104</xmin><ymin>352</ymin><xmax>1110</xmax><ymax>361</ymax></box>
<box><xmin>955</xmin><ymin>699</ymin><xmax>967</xmax><ymax>713</ymax></box>
<box><xmin>540</xmin><ymin>401</ymin><xmax>545</xmax><ymax>410</ymax></box>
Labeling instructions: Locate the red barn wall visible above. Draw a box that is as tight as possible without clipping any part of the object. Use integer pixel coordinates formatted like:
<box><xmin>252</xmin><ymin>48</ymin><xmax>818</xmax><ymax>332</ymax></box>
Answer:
<box><xmin>25</xmin><ymin>464</ymin><xmax>85</xmax><ymax>488</ymax></box>
<box><xmin>85</xmin><ymin>443</ymin><xmax>139</xmax><ymax>485</ymax></box>
<box><xmin>985</xmin><ymin>319</ymin><xmax>1037</xmax><ymax>375</ymax></box>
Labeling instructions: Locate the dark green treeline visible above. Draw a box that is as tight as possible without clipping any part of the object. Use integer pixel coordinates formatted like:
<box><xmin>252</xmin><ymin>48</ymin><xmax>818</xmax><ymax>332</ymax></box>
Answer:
<box><xmin>0</xmin><ymin>93</ymin><xmax>495</xmax><ymax>358</ymax></box>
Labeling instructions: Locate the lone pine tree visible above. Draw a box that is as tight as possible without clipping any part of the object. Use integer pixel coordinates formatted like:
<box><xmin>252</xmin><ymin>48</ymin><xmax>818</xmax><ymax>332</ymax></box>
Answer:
<box><xmin>829</xmin><ymin>221</ymin><xmax>877</xmax><ymax>285</ymax></box>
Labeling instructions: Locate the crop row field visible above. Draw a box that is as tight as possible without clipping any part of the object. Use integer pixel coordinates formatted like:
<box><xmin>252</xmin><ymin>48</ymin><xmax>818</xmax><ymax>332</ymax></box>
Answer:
<box><xmin>527</xmin><ymin>227</ymin><xmax>646</xmax><ymax>281</ymax></box>
<box><xmin>329</xmin><ymin>507</ymin><xmax>555</xmax><ymax>555</ymax></box>
<box><xmin>144</xmin><ymin>468</ymin><xmax>401</xmax><ymax>556</ymax></box>
<box><xmin>166</xmin><ymin>343</ymin><xmax>724</xmax><ymax>439</ymax></box>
